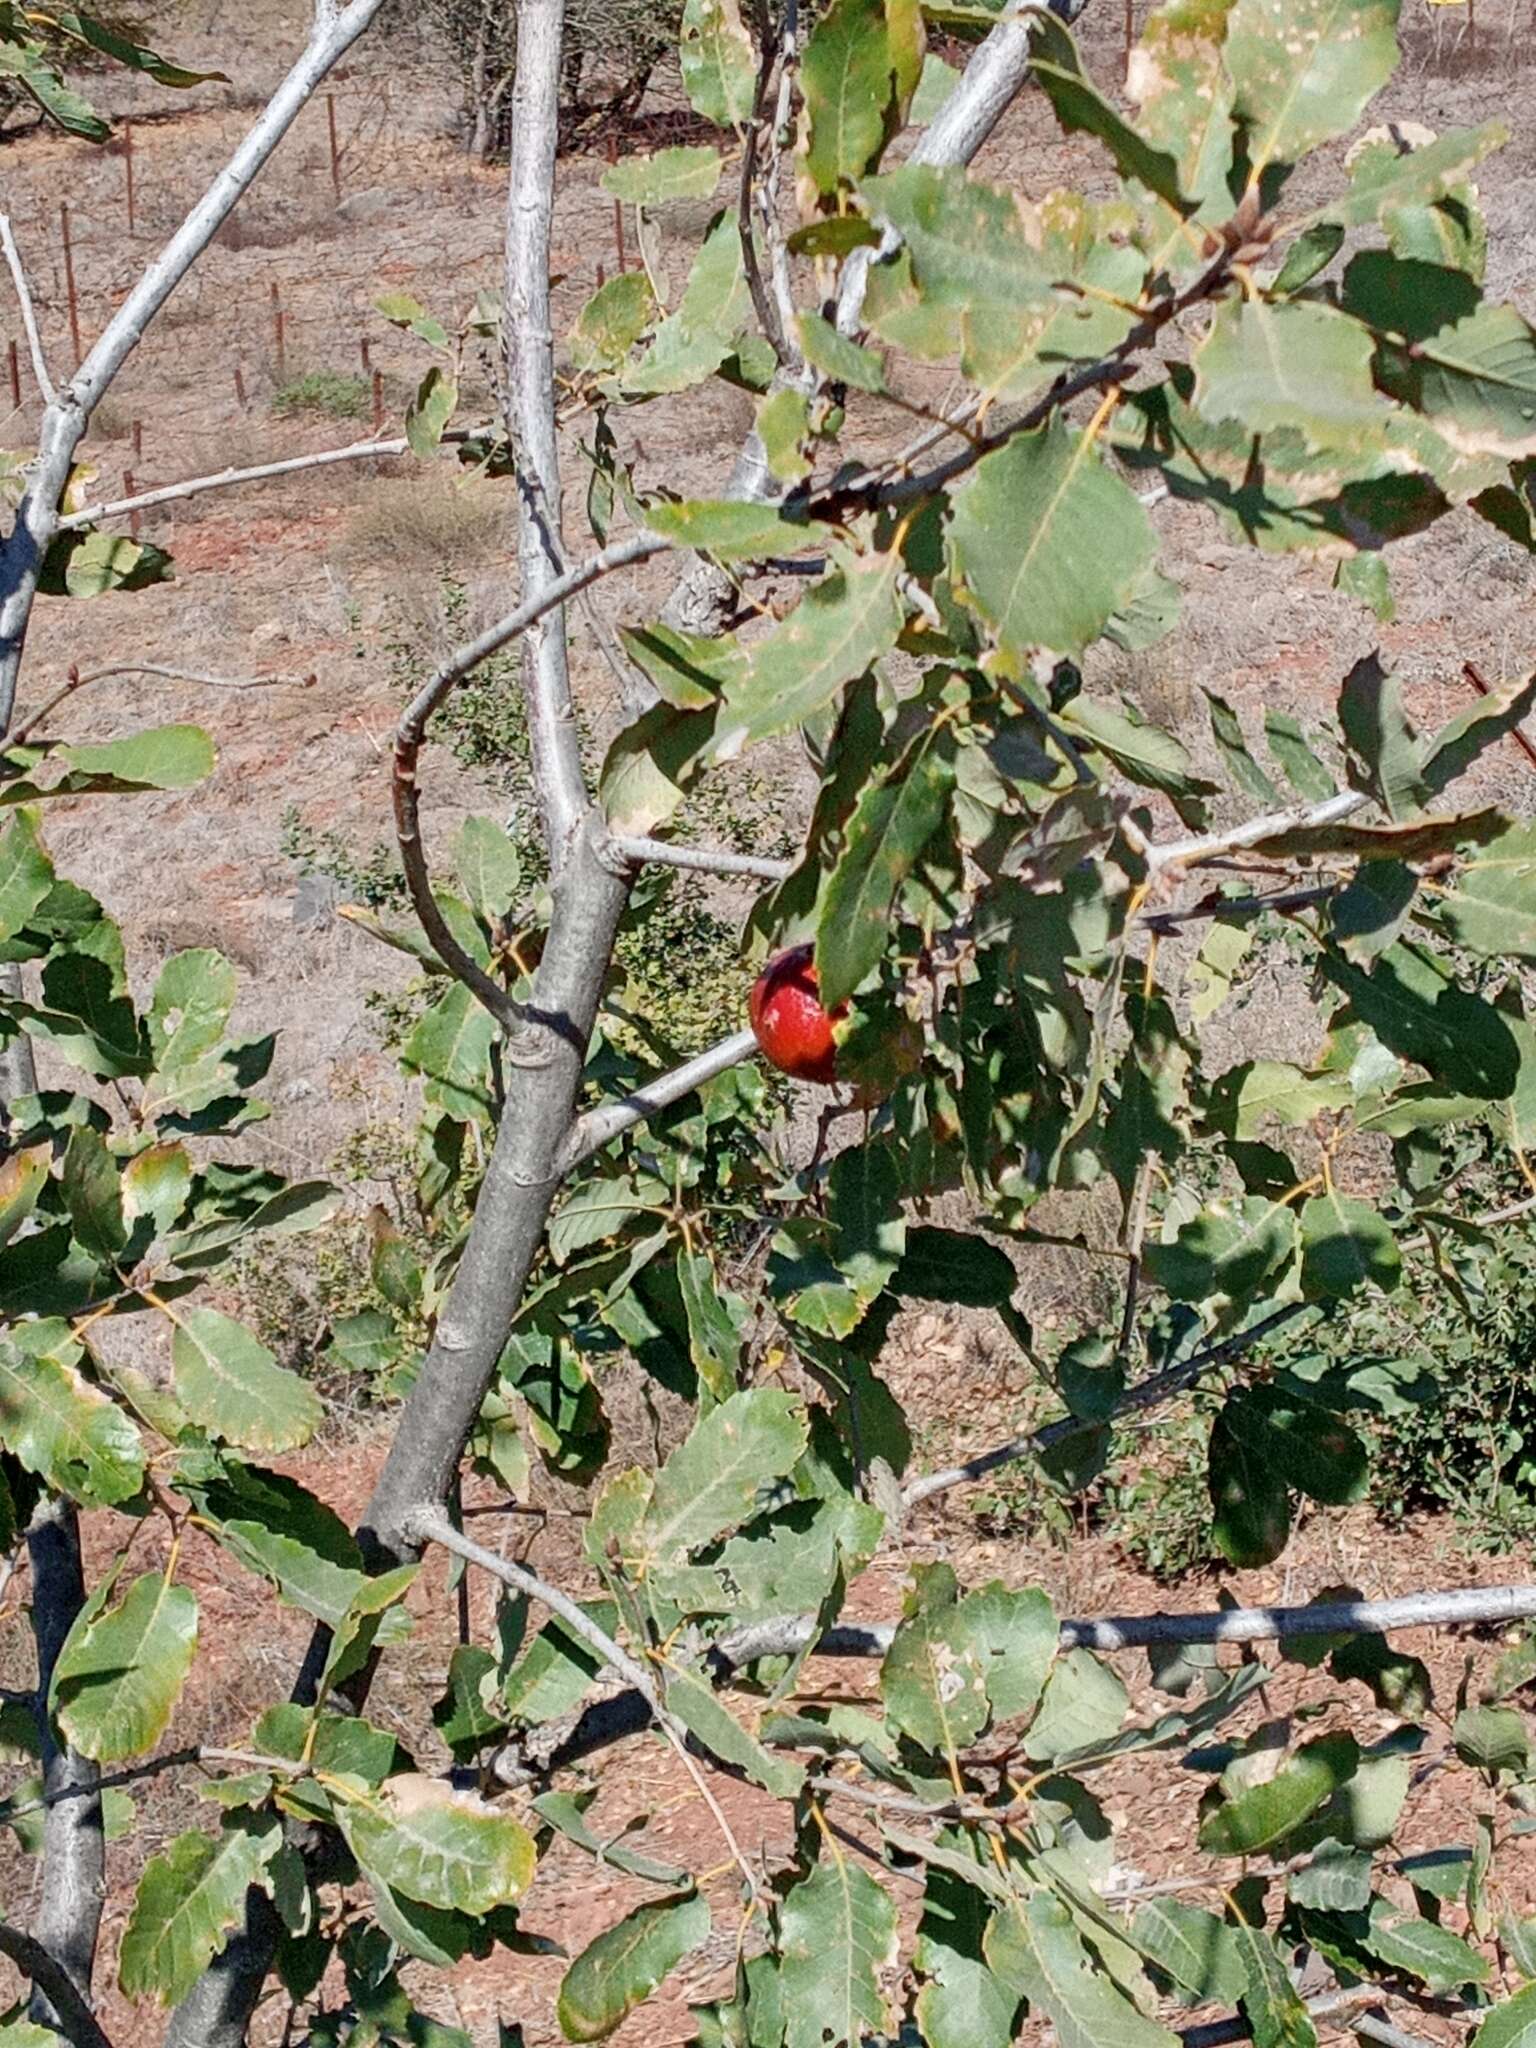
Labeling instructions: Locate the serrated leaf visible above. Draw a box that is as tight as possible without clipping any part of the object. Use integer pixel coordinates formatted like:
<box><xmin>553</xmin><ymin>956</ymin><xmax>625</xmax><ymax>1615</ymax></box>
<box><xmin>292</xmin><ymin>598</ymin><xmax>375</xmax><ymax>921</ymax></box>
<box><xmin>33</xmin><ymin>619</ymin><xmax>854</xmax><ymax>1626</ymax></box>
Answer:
<box><xmin>986</xmin><ymin>1890</ymin><xmax>1179</xmax><ymax>2048</ymax></box>
<box><xmin>948</xmin><ymin>418</ymin><xmax>1157</xmax><ymax>665</ymax></box>
<box><xmin>342</xmin><ymin>1776</ymin><xmax>536</xmax><ymax>1913</ymax></box>
<box><xmin>816</xmin><ymin>721</ymin><xmax>955</xmax><ymax>1008</ymax></box>
<box><xmin>0</xmin><ymin>1323</ymin><xmax>144</xmax><ymax>1507</ymax></box>
<box><xmin>558</xmin><ymin>1891</ymin><xmax>711</xmax><ymax>2042</ymax></box>
<box><xmin>638</xmin><ymin>1389</ymin><xmax>808</xmax><ymax>1565</ymax></box>
<box><xmin>170</xmin><ymin>1305</ymin><xmax>322</xmax><ymax>1453</ymax></box>
<box><xmin>119</xmin><ymin>1815</ymin><xmax>282</xmax><ymax>2004</ymax></box>
<box><xmin>1363</xmin><ymin>1899</ymin><xmax>1491</xmax><ymax>1990</ymax></box>
<box><xmin>1226</xmin><ymin>0</ymin><xmax>1400</xmax><ymax>174</ymax></box>
<box><xmin>781</xmin><ymin>1856</ymin><xmax>897</xmax><ymax>2048</ymax></box>
<box><xmin>55</xmin><ymin>1570</ymin><xmax>198</xmax><ymax>1761</ymax></box>
<box><xmin>712</xmin><ymin>548</ymin><xmax>905</xmax><ymax>755</ymax></box>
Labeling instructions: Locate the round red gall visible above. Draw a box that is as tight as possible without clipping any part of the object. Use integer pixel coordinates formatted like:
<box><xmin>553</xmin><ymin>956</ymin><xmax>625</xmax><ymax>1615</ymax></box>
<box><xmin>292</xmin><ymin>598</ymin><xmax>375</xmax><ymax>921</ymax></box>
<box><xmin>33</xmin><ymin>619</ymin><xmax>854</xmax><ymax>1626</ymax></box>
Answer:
<box><xmin>748</xmin><ymin>943</ymin><xmax>846</xmax><ymax>1085</ymax></box>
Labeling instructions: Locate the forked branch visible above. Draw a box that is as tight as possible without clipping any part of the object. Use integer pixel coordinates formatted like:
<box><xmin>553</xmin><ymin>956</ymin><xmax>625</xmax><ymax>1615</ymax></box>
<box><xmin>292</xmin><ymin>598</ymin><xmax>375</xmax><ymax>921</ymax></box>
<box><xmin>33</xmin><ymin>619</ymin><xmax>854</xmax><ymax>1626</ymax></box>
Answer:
<box><xmin>0</xmin><ymin>1916</ymin><xmax>115</xmax><ymax>2048</ymax></box>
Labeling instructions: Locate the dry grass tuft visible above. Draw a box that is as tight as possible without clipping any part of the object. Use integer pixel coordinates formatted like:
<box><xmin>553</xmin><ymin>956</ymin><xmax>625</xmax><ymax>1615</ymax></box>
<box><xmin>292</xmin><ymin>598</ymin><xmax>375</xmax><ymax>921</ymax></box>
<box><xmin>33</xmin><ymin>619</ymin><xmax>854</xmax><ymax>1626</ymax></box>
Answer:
<box><xmin>345</xmin><ymin>468</ymin><xmax>510</xmax><ymax>571</ymax></box>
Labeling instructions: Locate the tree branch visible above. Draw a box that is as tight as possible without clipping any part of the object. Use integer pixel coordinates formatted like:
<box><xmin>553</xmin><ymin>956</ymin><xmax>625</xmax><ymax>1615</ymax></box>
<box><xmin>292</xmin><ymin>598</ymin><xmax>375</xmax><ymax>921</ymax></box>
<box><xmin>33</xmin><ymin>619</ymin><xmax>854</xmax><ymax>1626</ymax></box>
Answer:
<box><xmin>391</xmin><ymin>532</ymin><xmax>663</xmax><ymax>1042</ymax></box>
<box><xmin>11</xmin><ymin>663</ymin><xmax>298</xmax><ymax>746</ymax></box>
<box><xmin>53</xmin><ymin>432</ymin><xmax>485</xmax><ymax>532</ymax></box>
<box><xmin>900</xmin><ymin>1302</ymin><xmax>1310</xmax><ymax>1509</ymax></box>
<box><xmin>0</xmin><ymin>0</ymin><xmax>389</xmax><ymax>736</ymax></box>
<box><xmin>0</xmin><ymin>213</ymin><xmax>56</xmax><ymax>407</ymax></box>
<box><xmin>609</xmin><ymin>834</ymin><xmax>793</xmax><ymax>883</ymax></box>
<box><xmin>558</xmin><ymin>1027</ymin><xmax>761</xmax><ymax>1172</ymax></box>
<box><xmin>1146</xmin><ymin>791</ymin><xmax>1368</xmax><ymax>875</ymax></box>
<box><xmin>0</xmin><ymin>1916</ymin><xmax>115</xmax><ymax>2048</ymax></box>
<box><xmin>25</xmin><ymin>1499</ymin><xmax>103</xmax><ymax>2038</ymax></box>
<box><xmin>505</xmin><ymin>0</ymin><xmax>585</xmax><ymax>872</ymax></box>
<box><xmin>1181</xmin><ymin>1989</ymin><xmax>1433</xmax><ymax>2048</ymax></box>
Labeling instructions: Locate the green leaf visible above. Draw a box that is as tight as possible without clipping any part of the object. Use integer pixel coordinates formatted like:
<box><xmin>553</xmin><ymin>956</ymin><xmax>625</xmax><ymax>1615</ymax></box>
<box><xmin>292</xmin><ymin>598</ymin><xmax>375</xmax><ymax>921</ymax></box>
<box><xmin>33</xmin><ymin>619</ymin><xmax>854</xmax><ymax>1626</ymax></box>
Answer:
<box><xmin>1266</xmin><ymin>709</ymin><xmax>1336</xmax><ymax>798</ymax></box>
<box><xmin>1224</xmin><ymin>1384</ymin><xmax>1368</xmax><ymax>1505</ymax></box>
<box><xmin>986</xmin><ymin>1890</ymin><xmax>1179</xmax><ymax>2048</ymax></box>
<box><xmin>679</xmin><ymin>0</ymin><xmax>757</xmax><ymax>124</ymax></box>
<box><xmin>0</xmin><ymin>1144</ymin><xmax>50</xmax><ymax>1249</ymax></box>
<box><xmin>406</xmin><ymin>366</ymin><xmax>457</xmax><ymax>457</ymax></box>
<box><xmin>801</xmin><ymin>0</ymin><xmax>913</xmax><ymax>195</ymax></box>
<box><xmin>170</xmin><ymin>1306</ymin><xmax>323</xmax><ymax>1453</ymax></box>
<box><xmin>1362</xmin><ymin>1899</ymin><xmax>1491</xmax><ymax>1991</ymax></box>
<box><xmin>1454</xmin><ymin>1705</ymin><xmax>1532</xmax><ymax>1775</ymax></box>
<box><xmin>1146</xmin><ymin>1197</ymin><xmax>1299</xmax><ymax>1317</ymax></box>
<box><xmin>1438</xmin><ymin>820</ymin><xmax>1536</xmax><ymax>961</ymax></box>
<box><xmin>603</xmin><ymin>145</ymin><xmax>722</xmax><ymax>206</ymax></box>
<box><xmin>638</xmin><ymin>1389</ymin><xmax>808</xmax><ymax>1565</ymax></box>
<box><xmin>947</xmin><ymin>418</ymin><xmax>1157</xmax><ymax>665</ymax></box>
<box><xmin>713</xmin><ymin>548</ymin><xmax>906</xmax><ymax>754</ymax></box>
<box><xmin>119</xmin><ymin>1815</ymin><xmax>282</xmax><ymax>2004</ymax></box>
<box><xmin>780</xmin><ymin>1856</ymin><xmax>897</xmax><ymax>2048</ymax></box>
<box><xmin>147</xmin><ymin>950</ymin><xmax>238</xmax><ymax>1073</ymax></box>
<box><xmin>374</xmin><ymin>290</ymin><xmax>452</xmax><ymax>350</ymax></box>
<box><xmin>452</xmin><ymin>816</ymin><xmax>522</xmax><ymax>926</ymax></box>
<box><xmin>882</xmin><ymin>1564</ymin><xmax>990</xmax><ymax>1754</ymax></box>
<box><xmin>677</xmin><ymin>1249</ymin><xmax>744</xmax><ymax>1405</ymax></box>
<box><xmin>342</xmin><ymin>1776</ymin><xmax>536</xmax><ymax>1913</ymax></box>
<box><xmin>1225</xmin><ymin>0</ymin><xmax>1400</xmax><ymax>174</ymax></box>
<box><xmin>1299</xmin><ymin>1191</ymin><xmax>1401</xmax><ymax>1300</ymax></box>
<box><xmin>662</xmin><ymin>1665</ymin><xmax>805</xmax><ymax>1797</ymax></box>
<box><xmin>500</xmin><ymin>1604</ymin><xmax>617</xmax><ymax>1724</ymax></box>
<box><xmin>1028</xmin><ymin>12</ymin><xmax>1190</xmax><ymax>212</ymax></box>
<box><xmin>558</xmin><ymin>1892</ymin><xmax>711</xmax><ymax>2042</ymax></box>
<box><xmin>401</xmin><ymin>982</ymin><xmax>495</xmax><ymax>1123</ymax></box>
<box><xmin>642</xmin><ymin>498</ymin><xmax>830</xmax><ymax>563</ymax></box>
<box><xmin>2</xmin><ymin>724</ymin><xmax>212</xmax><ymax>801</ymax></box>
<box><xmin>0</xmin><ymin>809</ymin><xmax>53</xmax><ymax>938</ymax></box>
<box><xmin>177</xmin><ymin>1454</ymin><xmax>366</xmax><ymax>1629</ymax></box>
<box><xmin>1476</xmin><ymin>1985</ymin><xmax>1536</xmax><ymax>2048</ymax></box>
<box><xmin>915</xmin><ymin>1854</ymin><xmax>1016</xmax><ymax>2048</ymax></box>
<box><xmin>1356</xmin><ymin>267</ymin><xmax>1536</xmax><ymax>459</ymax></box>
<box><xmin>958</xmin><ymin>1580</ymin><xmax>1056</xmax><ymax>1723</ymax></box>
<box><xmin>570</xmin><ymin>271</ymin><xmax>656</xmax><ymax>379</ymax></box>
<box><xmin>893</xmin><ymin>1226</ymin><xmax>1016</xmax><ymax>1307</ymax></box>
<box><xmin>1421</xmin><ymin>670</ymin><xmax>1536</xmax><ymax>798</ymax></box>
<box><xmin>1338</xmin><ymin>653</ymin><xmax>1425</xmax><ymax>819</ymax></box>
<box><xmin>1327</xmin><ymin>119</ymin><xmax>1507</xmax><ymax>230</ymax></box>
<box><xmin>816</xmin><ymin>721</ymin><xmax>956</xmax><ymax>1008</ymax></box>
<box><xmin>0</xmin><ymin>1322</ymin><xmax>144</xmax><ymax>1507</ymax></box>
<box><xmin>624</xmin><ymin>214</ymin><xmax>747</xmax><ymax>396</ymax></box>
<box><xmin>1132</xmin><ymin>1899</ymin><xmax>1246</xmax><ymax>2005</ymax></box>
<box><xmin>1192</xmin><ymin>299</ymin><xmax>1388</xmax><ymax>449</ymax></box>
<box><xmin>757</xmin><ymin>387</ymin><xmax>812</xmax><ymax>483</ymax></box>
<box><xmin>1230</xmin><ymin>1914</ymin><xmax>1318</xmax><ymax>2048</ymax></box>
<box><xmin>1209</xmin><ymin>1405</ymin><xmax>1292</xmax><ymax>1568</ymax></box>
<box><xmin>55</xmin><ymin>1570</ymin><xmax>198</xmax><ymax>1761</ymax></box>
<box><xmin>49</xmin><ymin>10</ymin><xmax>227</xmax><ymax>88</ymax></box>
<box><xmin>1205</xmin><ymin>691</ymin><xmax>1280</xmax><ymax>804</ymax></box>
<box><xmin>38</xmin><ymin>528</ymin><xmax>174</xmax><ymax>600</ymax></box>
<box><xmin>1200</xmin><ymin>1735</ymin><xmax>1359</xmax><ymax>1855</ymax></box>
<box><xmin>1024</xmin><ymin>1647</ymin><xmax>1129</xmax><ymax>1761</ymax></box>
<box><xmin>796</xmin><ymin>310</ymin><xmax>887</xmax><ymax>394</ymax></box>
<box><xmin>60</xmin><ymin>1123</ymin><xmax>126</xmax><ymax>1261</ymax></box>
<box><xmin>1320</xmin><ymin>941</ymin><xmax>1518</xmax><ymax>1100</ymax></box>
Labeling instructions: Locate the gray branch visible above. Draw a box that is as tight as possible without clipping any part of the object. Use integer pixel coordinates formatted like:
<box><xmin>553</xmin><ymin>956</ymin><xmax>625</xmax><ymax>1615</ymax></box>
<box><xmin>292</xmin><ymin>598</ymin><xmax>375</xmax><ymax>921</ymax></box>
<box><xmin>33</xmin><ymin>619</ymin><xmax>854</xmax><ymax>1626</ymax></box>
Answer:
<box><xmin>0</xmin><ymin>213</ymin><xmax>57</xmax><ymax>406</ymax></box>
<box><xmin>557</xmin><ymin>1027</ymin><xmax>761</xmax><ymax>1172</ymax></box>
<box><xmin>0</xmin><ymin>0</ymin><xmax>388</xmax><ymax>734</ymax></box>
<box><xmin>610</xmin><ymin>834</ymin><xmax>794</xmax><ymax>883</ymax></box>
<box><xmin>25</xmin><ymin>1500</ymin><xmax>104</xmax><ymax>2038</ymax></box>
<box><xmin>505</xmin><ymin>0</ymin><xmax>585</xmax><ymax>872</ymax></box>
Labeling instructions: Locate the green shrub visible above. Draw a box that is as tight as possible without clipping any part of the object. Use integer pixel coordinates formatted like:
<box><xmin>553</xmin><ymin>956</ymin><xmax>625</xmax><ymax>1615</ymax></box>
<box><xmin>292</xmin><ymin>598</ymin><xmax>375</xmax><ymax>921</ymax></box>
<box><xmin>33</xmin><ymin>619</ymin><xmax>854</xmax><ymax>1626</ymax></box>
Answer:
<box><xmin>271</xmin><ymin>370</ymin><xmax>371</xmax><ymax>421</ymax></box>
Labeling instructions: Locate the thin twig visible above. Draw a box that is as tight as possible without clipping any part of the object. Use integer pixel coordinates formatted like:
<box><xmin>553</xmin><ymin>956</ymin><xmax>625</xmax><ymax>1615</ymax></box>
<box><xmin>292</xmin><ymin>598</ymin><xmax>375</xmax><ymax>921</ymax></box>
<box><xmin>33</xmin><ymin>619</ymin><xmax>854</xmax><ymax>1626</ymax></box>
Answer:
<box><xmin>391</xmin><ymin>530</ymin><xmax>666</xmax><ymax>1044</ymax></box>
<box><xmin>53</xmin><ymin>432</ymin><xmax>484</xmax><ymax>532</ymax></box>
<box><xmin>1464</xmin><ymin>659</ymin><xmax>1536</xmax><ymax>773</ymax></box>
<box><xmin>411</xmin><ymin>1507</ymin><xmax>760</xmax><ymax>1898</ymax></box>
<box><xmin>900</xmin><ymin>1302</ymin><xmax>1310</xmax><ymax>1510</ymax></box>
<box><xmin>0</xmin><ymin>1748</ymin><xmax>314</xmax><ymax>1828</ymax></box>
<box><xmin>1147</xmin><ymin>791</ymin><xmax>1368</xmax><ymax>875</ymax></box>
<box><xmin>11</xmin><ymin>663</ymin><xmax>299</xmax><ymax>746</ymax></box>
<box><xmin>0</xmin><ymin>213</ymin><xmax>57</xmax><ymax>407</ymax></box>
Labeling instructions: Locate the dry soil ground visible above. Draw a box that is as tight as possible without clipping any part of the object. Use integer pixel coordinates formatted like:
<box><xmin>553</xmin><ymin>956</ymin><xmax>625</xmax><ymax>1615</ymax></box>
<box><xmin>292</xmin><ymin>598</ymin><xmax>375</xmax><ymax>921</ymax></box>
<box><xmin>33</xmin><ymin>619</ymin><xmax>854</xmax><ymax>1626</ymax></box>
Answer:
<box><xmin>4</xmin><ymin>1</ymin><xmax>1536</xmax><ymax>2042</ymax></box>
